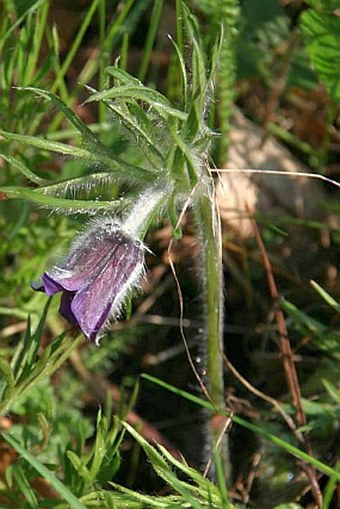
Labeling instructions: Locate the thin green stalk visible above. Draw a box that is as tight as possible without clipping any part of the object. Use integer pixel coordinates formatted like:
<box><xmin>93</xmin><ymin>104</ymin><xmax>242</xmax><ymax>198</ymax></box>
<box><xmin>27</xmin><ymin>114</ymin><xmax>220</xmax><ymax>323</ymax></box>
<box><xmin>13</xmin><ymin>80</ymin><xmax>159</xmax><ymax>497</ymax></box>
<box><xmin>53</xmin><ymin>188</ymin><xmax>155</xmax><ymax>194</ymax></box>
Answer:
<box><xmin>120</xmin><ymin>32</ymin><xmax>129</xmax><ymax>70</ymax></box>
<box><xmin>23</xmin><ymin>0</ymin><xmax>49</xmax><ymax>86</ymax></box>
<box><xmin>50</xmin><ymin>0</ymin><xmax>100</xmax><ymax>94</ymax></box>
<box><xmin>175</xmin><ymin>0</ymin><xmax>184</xmax><ymax>55</ymax></box>
<box><xmin>138</xmin><ymin>0</ymin><xmax>164</xmax><ymax>82</ymax></box>
<box><xmin>0</xmin><ymin>0</ymin><xmax>47</xmax><ymax>52</ymax></box>
<box><xmin>106</xmin><ymin>0</ymin><xmax>134</xmax><ymax>42</ymax></box>
<box><xmin>193</xmin><ymin>179</ymin><xmax>230</xmax><ymax>480</ymax></box>
<box><xmin>98</xmin><ymin>0</ymin><xmax>107</xmax><ymax>124</ymax></box>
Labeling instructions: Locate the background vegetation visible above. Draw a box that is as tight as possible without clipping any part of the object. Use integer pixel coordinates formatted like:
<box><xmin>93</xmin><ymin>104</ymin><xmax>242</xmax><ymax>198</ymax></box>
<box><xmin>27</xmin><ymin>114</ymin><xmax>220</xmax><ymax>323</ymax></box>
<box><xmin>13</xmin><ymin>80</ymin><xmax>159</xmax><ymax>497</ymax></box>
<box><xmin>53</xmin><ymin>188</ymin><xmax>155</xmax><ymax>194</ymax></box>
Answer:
<box><xmin>0</xmin><ymin>1</ymin><xmax>339</xmax><ymax>508</ymax></box>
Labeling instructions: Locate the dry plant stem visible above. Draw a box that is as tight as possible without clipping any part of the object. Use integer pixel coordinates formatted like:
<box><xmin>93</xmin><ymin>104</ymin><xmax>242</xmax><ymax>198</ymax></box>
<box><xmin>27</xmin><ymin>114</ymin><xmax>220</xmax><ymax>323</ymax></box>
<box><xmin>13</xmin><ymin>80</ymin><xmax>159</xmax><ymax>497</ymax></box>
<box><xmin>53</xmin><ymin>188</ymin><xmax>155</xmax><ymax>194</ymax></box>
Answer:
<box><xmin>193</xmin><ymin>181</ymin><xmax>230</xmax><ymax>480</ymax></box>
<box><xmin>212</xmin><ymin>168</ymin><xmax>340</xmax><ymax>190</ymax></box>
<box><xmin>69</xmin><ymin>350</ymin><xmax>181</xmax><ymax>460</ymax></box>
<box><xmin>248</xmin><ymin>209</ymin><xmax>322</xmax><ymax>507</ymax></box>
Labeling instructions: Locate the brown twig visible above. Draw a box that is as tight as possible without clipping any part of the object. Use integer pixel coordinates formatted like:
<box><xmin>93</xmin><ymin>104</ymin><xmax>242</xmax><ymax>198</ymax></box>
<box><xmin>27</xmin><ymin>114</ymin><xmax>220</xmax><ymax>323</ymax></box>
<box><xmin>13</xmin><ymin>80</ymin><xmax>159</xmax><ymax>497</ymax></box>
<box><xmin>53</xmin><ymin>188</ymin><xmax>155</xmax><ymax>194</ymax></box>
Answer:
<box><xmin>247</xmin><ymin>206</ymin><xmax>322</xmax><ymax>507</ymax></box>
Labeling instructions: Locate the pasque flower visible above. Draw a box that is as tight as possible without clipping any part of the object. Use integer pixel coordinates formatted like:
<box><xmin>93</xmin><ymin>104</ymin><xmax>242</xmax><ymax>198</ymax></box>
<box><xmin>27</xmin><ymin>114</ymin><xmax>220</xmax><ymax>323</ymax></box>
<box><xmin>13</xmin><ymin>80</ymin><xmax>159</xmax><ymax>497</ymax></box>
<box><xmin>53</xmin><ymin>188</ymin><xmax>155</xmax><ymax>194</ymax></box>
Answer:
<box><xmin>33</xmin><ymin>218</ymin><xmax>145</xmax><ymax>344</ymax></box>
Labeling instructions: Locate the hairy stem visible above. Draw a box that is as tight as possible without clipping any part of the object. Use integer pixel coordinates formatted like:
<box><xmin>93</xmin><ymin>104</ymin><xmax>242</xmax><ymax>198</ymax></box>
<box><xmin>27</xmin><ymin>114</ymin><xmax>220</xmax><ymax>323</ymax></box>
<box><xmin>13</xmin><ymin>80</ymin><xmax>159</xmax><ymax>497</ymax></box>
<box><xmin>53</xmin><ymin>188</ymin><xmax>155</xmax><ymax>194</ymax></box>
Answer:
<box><xmin>194</xmin><ymin>177</ymin><xmax>230</xmax><ymax>480</ymax></box>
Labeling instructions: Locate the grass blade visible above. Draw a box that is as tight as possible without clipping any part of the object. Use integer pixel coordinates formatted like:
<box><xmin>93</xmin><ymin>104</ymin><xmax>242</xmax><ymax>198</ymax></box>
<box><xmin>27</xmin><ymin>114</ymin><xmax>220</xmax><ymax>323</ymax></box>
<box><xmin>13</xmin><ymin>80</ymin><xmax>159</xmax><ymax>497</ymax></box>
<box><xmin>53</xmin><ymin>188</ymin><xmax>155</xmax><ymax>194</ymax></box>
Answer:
<box><xmin>1</xmin><ymin>433</ymin><xmax>87</xmax><ymax>509</ymax></box>
<box><xmin>141</xmin><ymin>373</ymin><xmax>340</xmax><ymax>481</ymax></box>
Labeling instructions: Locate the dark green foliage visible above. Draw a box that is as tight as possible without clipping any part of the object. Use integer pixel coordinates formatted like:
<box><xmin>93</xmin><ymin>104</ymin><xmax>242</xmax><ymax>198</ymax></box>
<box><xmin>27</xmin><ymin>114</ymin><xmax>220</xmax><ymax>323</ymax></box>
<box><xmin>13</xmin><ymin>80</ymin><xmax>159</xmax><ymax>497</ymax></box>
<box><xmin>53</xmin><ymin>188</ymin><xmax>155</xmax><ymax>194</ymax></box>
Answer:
<box><xmin>300</xmin><ymin>4</ymin><xmax>340</xmax><ymax>102</ymax></box>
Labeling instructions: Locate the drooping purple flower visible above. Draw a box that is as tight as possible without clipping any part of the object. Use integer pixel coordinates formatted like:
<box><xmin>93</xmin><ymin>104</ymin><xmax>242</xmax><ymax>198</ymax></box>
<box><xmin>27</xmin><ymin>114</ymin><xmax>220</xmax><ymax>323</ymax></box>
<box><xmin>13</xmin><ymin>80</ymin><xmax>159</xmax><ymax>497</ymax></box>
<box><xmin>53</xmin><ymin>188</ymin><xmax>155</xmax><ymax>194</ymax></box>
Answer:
<box><xmin>32</xmin><ymin>219</ymin><xmax>145</xmax><ymax>344</ymax></box>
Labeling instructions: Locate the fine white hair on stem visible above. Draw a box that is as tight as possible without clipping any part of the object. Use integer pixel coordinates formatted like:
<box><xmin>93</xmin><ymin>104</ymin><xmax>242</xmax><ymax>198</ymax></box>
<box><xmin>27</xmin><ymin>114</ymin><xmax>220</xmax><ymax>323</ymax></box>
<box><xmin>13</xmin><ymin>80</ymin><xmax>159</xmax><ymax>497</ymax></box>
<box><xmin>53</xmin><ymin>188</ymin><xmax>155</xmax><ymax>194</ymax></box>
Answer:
<box><xmin>211</xmin><ymin>168</ymin><xmax>340</xmax><ymax>190</ymax></box>
<box><xmin>122</xmin><ymin>185</ymin><xmax>168</xmax><ymax>238</ymax></box>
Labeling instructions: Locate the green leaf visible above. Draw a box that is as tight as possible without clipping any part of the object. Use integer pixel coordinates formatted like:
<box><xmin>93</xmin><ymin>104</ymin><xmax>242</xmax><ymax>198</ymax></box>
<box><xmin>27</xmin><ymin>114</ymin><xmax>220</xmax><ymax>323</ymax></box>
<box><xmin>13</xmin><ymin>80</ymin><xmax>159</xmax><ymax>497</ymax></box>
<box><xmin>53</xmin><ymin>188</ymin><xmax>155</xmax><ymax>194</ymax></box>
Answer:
<box><xmin>50</xmin><ymin>0</ymin><xmax>100</xmax><ymax>94</ymax></box>
<box><xmin>206</xmin><ymin>24</ymin><xmax>224</xmax><ymax>83</ymax></box>
<box><xmin>2</xmin><ymin>433</ymin><xmax>88</xmax><ymax>509</ymax></box>
<box><xmin>281</xmin><ymin>299</ymin><xmax>340</xmax><ymax>360</ymax></box>
<box><xmin>1</xmin><ymin>330</ymin><xmax>81</xmax><ymax>417</ymax></box>
<box><xmin>105</xmin><ymin>66</ymin><xmax>142</xmax><ymax>86</ymax></box>
<box><xmin>0</xmin><ymin>153</ymin><xmax>47</xmax><ymax>184</ymax></box>
<box><xmin>168</xmin><ymin>130</ymin><xmax>198</xmax><ymax>186</ymax></box>
<box><xmin>17</xmin><ymin>87</ymin><xmax>117</xmax><ymax>159</ymax></box>
<box><xmin>138</xmin><ymin>0</ymin><xmax>164</xmax><ymax>82</ymax></box>
<box><xmin>120</xmin><ymin>422</ymin><xmax>205</xmax><ymax>509</ymax></box>
<box><xmin>300</xmin><ymin>8</ymin><xmax>340</xmax><ymax>101</ymax></box>
<box><xmin>105</xmin><ymin>101</ymin><xmax>164</xmax><ymax>165</ymax></box>
<box><xmin>87</xmin><ymin>84</ymin><xmax>170</xmax><ymax>106</ymax></box>
<box><xmin>157</xmin><ymin>443</ymin><xmax>221</xmax><ymax>504</ymax></box>
<box><xmin>0</xmin><ymin>185</ymin><xmax>123</xmax><ymax>211</ymax></box>
<box><xmin>304</xmin><ymin>0</ymin><xmax>340</xmax><ymax>12</ymax></box>
<box><xmin>183</xmin><ymin>103</ymin><xmax>200</xmax><ymax>143</ymax></box>
<box><xmin>0</xmin><ymin>129</ymin><xmax>154</xmax><ymax>182</ymax></box>
<box><xmin>168</xmin><ymin>35</ymin><xmax>188</xmax><ymax>108</ymax></box>
<box><xmin>14</xmin><ymin>465</ymin><xmax>39</xmax><ymax>508</ymax></box>
<box><xmin>0</xmin><ymin>356</ymin><xmax>15</xmax><ymax>400</ymax></box>
<box><xmin>322</xmin><ymin>379</ymin><xmax>340</xmax><ymax>404</ymax></box>
<box><xmin>37</xmin><ymin>412</ymin><xmax>50</xmax><ymax>449</ymax></box>
<box><xmin>89</xmin><ymin>411</ymin><xmax>107</xmax><ymax>481</ymax></box>
<box><xmin>310</xmin><ymin>280</ymin><xmax>340</xmax><ymax>313</ymax></box>
<box><xmin>322</xmin><ymin>460</ymin><xmax>340</xmax><ymax>509</ymax></box>
<box><xmin>10</xmin><ymin>315</ymin><xmax>32</xmax><ymax>379</ymax></box>
<box><xmin>85</xmin><ymin>85</ymin><xmax>187</xmax><ymax>122</ymax></box>
<box><xmin>13</xmin><ymin>300</ymin><xmax>50</xmax><ymax>386</ymax></box>
<box><xmin>167</xmin><ymin>192</ymin><xmax>183</xmax><ymax>238</ymax></box>
<box><xmin>0</xmin><ymin>0</ymin><xmax>48</xmax><ymax>49</ymax></box>
<box><xmin>182</xmin><ymin>4</ymin><xmax>207</xmax><ymax>105</ymax></box>
<box><xmin>67</xmin><ymin>451</ymin><xmax>92</xmax><ymax>485</ymax></box>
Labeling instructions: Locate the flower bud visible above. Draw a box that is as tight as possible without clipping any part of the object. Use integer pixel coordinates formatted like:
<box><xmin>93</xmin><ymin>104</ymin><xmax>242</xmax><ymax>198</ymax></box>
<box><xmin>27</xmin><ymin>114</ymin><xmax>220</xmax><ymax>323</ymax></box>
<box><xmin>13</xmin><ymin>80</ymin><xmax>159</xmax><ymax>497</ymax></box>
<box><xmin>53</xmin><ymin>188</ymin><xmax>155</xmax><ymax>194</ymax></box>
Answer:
<box><xmin>32</xmin><ymin>218</ymin><xmax>145</xmax><ymax>344</ymax></box>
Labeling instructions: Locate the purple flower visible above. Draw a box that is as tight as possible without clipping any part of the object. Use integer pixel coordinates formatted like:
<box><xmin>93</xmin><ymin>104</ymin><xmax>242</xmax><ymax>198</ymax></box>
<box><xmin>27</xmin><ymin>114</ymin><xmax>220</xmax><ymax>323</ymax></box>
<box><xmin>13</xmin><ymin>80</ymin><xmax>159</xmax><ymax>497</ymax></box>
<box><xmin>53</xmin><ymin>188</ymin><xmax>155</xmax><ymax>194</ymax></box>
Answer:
<box><xmin>32</xmin><ymin>219</ymin><xmax>145</xmax><ymax>344</ymax></box>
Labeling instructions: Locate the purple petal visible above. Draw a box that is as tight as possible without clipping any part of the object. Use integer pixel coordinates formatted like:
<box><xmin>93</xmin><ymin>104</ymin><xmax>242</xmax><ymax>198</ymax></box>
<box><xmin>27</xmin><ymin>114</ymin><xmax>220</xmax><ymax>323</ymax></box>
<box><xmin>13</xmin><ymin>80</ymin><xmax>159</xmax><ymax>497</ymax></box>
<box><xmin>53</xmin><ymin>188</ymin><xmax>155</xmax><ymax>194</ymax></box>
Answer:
<box><xmin>59</xmin><ymin>291</ymin><xmax>79</xmax><ymax>326</ymax></box>
<box><xmin>41</xmin><ymin>273</ymin><xmax>65</xmax><ymax>295</ymax></box>
<box><xmin>70</xmin><ymin>237</ymin><xmax>144</xmax><ymax>342</ymax></box>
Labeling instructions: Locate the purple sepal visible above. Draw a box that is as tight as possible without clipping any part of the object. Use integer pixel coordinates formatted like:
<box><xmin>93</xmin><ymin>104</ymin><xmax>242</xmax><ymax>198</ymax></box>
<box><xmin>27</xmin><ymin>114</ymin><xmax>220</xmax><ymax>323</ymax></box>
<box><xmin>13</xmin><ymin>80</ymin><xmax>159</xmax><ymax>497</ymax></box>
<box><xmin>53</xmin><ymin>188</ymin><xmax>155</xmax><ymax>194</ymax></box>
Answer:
<box><xmin>30</xmin><ymin>274</ymin><xmax>64</xmax><ymax>295</ymax></box>
<box><xmin>59</xmin><ymin>291</ymin><xmax>78</xmax><ymax>326</ymax></box>
<box><xmin>42</xmin><ymin>273</ymin><xmax>65</xmax><ymax>295</ymax></box>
